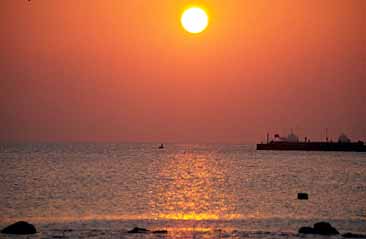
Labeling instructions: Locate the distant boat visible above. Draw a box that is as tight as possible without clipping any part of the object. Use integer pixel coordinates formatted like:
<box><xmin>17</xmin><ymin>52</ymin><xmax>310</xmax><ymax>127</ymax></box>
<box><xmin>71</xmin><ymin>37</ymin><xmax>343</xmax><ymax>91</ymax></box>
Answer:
<box><xmin>158</xmin><ymin>144</ymin><xmax>164</xmax><ymax>149</ymax></box>
<box><xmin>257</xmin><ymin>133</ymin><xmax>366</xmax><ymax>152</ymax></box>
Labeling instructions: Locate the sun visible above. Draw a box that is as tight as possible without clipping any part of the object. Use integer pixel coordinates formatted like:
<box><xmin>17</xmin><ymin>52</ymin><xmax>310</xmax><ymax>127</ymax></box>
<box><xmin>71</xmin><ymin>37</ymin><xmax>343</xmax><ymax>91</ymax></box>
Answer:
<box><xmin>181</xmin><ymin>7</ymin><xmax>209</xmax><ymax>34</ymax></box>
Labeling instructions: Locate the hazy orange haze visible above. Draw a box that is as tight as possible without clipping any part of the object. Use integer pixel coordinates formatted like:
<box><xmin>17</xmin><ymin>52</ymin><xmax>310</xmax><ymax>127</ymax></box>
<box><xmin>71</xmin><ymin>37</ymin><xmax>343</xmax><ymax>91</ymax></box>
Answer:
<box><xmin>0</xmin><ymin>0</ymin><xmax>365</xmax><ymax>143</ymax></box>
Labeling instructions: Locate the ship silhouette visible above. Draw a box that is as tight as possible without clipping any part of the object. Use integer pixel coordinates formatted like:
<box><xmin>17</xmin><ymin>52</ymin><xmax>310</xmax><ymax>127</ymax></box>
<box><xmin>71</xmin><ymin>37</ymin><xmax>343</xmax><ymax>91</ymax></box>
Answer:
<box><xmin>257</xmin><ymin>132</ymin><xmax>366</xmax><ymax>152</ymax></box>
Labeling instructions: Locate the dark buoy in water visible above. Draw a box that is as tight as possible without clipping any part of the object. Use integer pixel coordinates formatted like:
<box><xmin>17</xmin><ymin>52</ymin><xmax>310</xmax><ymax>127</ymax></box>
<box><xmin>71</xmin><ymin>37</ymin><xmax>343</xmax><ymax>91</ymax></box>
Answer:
<box><xmin>297</xmin><ymin>192</ymin><xmax>309</xmax><ymax>200</ymax></box>
<box><xmin>158</xmin><ymin>144</ymin><xmax>164</xmax><ymax>149</ymax></box>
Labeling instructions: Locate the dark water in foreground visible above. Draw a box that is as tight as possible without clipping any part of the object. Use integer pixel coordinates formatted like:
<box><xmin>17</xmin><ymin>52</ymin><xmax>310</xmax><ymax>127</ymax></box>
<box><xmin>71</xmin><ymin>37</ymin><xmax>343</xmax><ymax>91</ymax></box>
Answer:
<box><xmin>0</xmin><ymin>143</ymin><xmax>365</xmax><ymax>238</ymax></box>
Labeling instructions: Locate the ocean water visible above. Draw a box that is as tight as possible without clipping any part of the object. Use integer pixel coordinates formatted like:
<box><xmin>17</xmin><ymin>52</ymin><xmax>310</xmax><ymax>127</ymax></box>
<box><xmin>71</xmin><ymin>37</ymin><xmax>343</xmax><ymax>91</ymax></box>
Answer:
<box><xmin>0</xmin><ymin>143</ymin><xmax>365</xmax><ymax>239</ymax></box>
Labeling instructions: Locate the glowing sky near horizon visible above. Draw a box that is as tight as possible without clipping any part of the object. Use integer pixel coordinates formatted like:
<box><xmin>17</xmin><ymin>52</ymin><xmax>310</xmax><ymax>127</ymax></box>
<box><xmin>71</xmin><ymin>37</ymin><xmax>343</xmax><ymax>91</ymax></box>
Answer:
<box><xmin>0</xmin><ymin>0</ymin><xmax>365</xmax><ymax>143</ymax></box>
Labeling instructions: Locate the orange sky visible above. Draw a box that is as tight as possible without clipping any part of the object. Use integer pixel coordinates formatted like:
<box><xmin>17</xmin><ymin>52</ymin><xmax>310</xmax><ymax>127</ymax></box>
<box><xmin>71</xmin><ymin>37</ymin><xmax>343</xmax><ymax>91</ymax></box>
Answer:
<box><xmin>0</xmin><ymin>0</ymin><xmax>365</xmax><ymax>143</ymax></box>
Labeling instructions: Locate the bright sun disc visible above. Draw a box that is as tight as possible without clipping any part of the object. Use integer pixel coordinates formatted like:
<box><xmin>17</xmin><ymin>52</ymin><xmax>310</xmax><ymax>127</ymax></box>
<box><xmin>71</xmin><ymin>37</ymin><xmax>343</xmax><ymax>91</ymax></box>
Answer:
<box><xmin>181</xmin><ymin>7</ymin><xmax>209</xmax><ymax>34</ymax></box>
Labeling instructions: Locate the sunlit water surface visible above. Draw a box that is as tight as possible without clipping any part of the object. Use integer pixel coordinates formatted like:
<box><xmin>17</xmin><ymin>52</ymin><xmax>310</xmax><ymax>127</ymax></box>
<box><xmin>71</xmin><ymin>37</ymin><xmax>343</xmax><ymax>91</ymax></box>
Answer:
<box><xmin>0</xmin><ymin>143</ymin><xmax>365</xmax><ymax>238</ymax></box>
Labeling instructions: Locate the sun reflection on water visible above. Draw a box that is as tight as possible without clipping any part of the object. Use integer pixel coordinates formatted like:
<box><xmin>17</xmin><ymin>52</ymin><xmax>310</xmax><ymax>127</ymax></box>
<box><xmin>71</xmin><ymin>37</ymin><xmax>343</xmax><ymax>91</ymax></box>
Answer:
<box><xmin>149</xmin><ymin>150</ymin><xmax>240</xmax><ymax>221</ymax></box>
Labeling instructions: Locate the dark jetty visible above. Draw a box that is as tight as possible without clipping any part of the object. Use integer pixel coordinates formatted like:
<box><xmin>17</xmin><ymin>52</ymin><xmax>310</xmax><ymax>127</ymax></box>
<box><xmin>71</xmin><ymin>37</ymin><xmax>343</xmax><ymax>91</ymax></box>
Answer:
<box><xmin>298</xmin><ymin>222</ymin><xmax>339</xmax><ymax>235</ymax></box>
<box><xmin>257</xmin><ymin>141</ymin><xmax>366</xmax><ymax>152</ymax></box>
<box><xmin>1</xmin><ymin>221</ymin><xmax>37</xmax><ymax>235</ymax></box>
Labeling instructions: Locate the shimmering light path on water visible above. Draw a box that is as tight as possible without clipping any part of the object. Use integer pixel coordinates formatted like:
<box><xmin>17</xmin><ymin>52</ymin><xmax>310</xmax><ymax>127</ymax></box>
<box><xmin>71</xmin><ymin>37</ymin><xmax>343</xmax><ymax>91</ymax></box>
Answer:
<box><xmin>0</xmin><ymin>143</ymin><xmax>365</xmax><ymax>238</ymax></box>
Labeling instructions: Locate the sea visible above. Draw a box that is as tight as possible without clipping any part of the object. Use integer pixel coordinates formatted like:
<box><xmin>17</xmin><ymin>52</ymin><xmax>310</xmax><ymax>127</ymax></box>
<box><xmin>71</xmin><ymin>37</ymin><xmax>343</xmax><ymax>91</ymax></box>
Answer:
<box><xmin>0</xmin><ymin>143</ymin><xmax>365</xmax><ymax>239</ymax></box>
